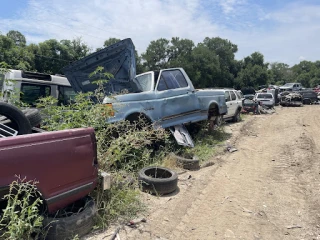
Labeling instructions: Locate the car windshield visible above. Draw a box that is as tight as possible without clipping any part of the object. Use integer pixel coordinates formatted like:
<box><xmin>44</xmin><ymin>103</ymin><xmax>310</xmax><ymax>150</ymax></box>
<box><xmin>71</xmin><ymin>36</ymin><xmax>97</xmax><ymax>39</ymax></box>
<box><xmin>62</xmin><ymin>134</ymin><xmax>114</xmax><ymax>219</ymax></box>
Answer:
<box><xmin>134</xmin><ymin>73</ymin><xmax>153</xmax><ymax>92</ymax></box>
<box><xmin>244</xmin><ymin>99</ymin><xmax>254</xmax><ymax>104</ymax></box>
<box><xmin>283</xmin><ymin>83</ymin><xmax>294</xmax><ymax>87</ymax></box>
<box><xmin>257</xmin><ymin>93</ymin><xmax>273</xmax><ymax>99</ymax></box>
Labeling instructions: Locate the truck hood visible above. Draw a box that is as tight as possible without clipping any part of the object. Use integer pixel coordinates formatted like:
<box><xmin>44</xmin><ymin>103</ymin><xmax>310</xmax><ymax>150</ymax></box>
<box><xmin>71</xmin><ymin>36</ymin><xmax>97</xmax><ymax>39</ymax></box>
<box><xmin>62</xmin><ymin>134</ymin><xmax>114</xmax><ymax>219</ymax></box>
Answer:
<box><xmin>63</xmin><ymin>38</ymin><xmax>137</xmax><ymax>94</ymax></box>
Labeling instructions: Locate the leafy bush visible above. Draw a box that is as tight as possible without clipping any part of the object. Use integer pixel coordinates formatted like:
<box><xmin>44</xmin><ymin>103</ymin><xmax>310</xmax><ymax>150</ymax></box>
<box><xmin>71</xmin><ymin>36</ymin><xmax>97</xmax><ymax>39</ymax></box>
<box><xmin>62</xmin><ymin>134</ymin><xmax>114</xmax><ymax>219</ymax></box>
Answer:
<box><xmin>35</xmin><ymin>68</ymin><xmax>172</xmax><ymax>228</ymax></box>
<box><xmin>0</xmin><ymin>179</ymin><xmax>43</xmax><ymax>240</ymax></box>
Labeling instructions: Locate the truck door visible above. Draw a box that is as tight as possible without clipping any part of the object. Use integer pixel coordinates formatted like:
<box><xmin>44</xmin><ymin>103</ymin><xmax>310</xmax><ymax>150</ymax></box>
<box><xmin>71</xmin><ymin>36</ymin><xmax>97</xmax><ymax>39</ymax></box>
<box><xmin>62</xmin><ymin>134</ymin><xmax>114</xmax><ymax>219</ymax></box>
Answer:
<box><xmin>155</xmin><ymin>69</ymin><xmax>200</xmax><ymax>121</ymax></box>
<box><xmin>225</xmin><ymin>91</ymin><xmax>233</xmax><ymax>118</ymax></box>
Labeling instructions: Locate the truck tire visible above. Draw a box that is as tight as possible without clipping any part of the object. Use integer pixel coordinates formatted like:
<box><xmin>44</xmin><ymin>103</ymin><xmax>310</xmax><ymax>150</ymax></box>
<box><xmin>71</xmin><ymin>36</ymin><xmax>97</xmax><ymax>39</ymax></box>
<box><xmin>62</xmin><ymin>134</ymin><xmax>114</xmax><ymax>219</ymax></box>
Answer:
<box><xmin>22</xmin><ymin>108</ymin><xmax>42</xmax><ymax>127</ymax></box>
<box><xmin>169</xmin><ymin>153</ymin><xmax>200</xmax><ymax>170</ymax></box>
<box><xmin>138</xmin><ymin>166</ymin><xmax>178</xmax><ymax>195</ymax></box>
<box><xmin>232</xmin><ymin>109</ymin><xmax>241</xmax><ymax>122</ymax></box>
<box><xmin>42</xmin><ymin>196</ymin><xmax>97</xmax><ymax>240</ymax></box>
<box><xmin>0</xmin><ymin>102</ymin><xmax>32</xmax><ymax>135</ymax></box>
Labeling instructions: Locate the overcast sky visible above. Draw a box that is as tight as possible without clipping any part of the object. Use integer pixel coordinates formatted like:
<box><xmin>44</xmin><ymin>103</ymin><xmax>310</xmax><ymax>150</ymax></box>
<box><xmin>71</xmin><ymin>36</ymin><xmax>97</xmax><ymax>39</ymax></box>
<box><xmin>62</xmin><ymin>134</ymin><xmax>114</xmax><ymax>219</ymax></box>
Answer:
<box><xmin>1</xmin><ymin>0</ymin><xmax>319</xmax><ymax>66</ymax></box>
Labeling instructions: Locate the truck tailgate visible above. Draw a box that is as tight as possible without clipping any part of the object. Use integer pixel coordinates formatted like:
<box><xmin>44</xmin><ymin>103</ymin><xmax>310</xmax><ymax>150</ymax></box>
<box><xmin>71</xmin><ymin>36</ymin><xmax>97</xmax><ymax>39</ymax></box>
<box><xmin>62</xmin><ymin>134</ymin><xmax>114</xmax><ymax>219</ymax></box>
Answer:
<box><xmin>0</xmin><ymin>128</ymin><xmax>98</xmax><ymax>213</ymax></box>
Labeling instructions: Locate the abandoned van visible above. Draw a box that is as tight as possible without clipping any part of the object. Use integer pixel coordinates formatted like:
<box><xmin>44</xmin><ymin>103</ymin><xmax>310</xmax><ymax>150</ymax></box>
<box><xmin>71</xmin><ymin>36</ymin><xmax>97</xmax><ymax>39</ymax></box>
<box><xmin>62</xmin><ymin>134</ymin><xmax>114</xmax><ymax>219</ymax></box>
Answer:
<box><xmin>0</xmin><ymin>69</ymin><xmax>75</xmax><ymax>106</ymax></box>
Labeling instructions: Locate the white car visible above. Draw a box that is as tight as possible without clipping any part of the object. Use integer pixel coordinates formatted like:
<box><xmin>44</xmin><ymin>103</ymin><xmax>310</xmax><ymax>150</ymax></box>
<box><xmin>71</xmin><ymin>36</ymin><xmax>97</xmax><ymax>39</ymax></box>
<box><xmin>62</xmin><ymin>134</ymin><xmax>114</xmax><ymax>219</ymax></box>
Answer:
<box><xmin>222</xmin><ymin>89</ymin><xmax>243</xmax><ymax>122</ymax></box>
<box><xmin>254</xmin><ymin>93</ymin><xmax>275</xmax><ymax>108</ymax></box>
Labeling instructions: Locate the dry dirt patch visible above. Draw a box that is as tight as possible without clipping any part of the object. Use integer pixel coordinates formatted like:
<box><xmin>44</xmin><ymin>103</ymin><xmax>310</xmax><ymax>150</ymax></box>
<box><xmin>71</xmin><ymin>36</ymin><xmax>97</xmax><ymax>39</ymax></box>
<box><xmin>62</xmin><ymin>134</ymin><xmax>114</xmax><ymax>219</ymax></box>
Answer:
<box><xmin>87</xmin><ymin>106</ymin><xmax>320</xmax><ymax>240</ymax></box>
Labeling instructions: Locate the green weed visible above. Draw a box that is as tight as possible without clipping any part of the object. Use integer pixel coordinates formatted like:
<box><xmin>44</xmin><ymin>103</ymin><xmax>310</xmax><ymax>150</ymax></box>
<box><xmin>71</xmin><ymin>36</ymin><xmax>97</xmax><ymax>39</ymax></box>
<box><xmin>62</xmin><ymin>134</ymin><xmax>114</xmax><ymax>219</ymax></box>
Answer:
<box><xmin>0</xmin><ymin>179</ymin><xmax>43</xmax><ymax>240</ymax></box>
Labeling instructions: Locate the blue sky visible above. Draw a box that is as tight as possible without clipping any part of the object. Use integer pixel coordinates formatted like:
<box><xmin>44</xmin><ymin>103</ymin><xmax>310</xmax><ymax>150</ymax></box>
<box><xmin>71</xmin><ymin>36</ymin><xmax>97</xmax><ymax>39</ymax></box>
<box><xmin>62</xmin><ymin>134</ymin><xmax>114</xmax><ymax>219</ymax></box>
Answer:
<box><xmin>1</xmin><ymin>0</ymin><xmax>320</xmax><ymax>66</ymax></box>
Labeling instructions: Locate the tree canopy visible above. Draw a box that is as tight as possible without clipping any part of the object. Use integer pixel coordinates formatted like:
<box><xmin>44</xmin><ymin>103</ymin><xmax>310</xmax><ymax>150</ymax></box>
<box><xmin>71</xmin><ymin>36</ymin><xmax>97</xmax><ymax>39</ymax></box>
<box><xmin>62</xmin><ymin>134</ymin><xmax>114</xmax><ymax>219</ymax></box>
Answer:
<box><xmin>1</xmin><ymin>30</ymin><xmax>320</xmax><ymax>89</ymax></box>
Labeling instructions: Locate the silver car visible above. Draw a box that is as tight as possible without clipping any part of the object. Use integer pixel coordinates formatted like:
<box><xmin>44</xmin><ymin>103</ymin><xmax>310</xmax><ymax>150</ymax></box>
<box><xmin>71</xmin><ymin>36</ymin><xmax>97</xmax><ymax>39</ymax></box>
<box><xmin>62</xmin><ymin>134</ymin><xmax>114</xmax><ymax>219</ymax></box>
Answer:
<box><xmin>254</xmin><ymin>93</ymin><xmax>275</xmax><ymax>108</ymax></box>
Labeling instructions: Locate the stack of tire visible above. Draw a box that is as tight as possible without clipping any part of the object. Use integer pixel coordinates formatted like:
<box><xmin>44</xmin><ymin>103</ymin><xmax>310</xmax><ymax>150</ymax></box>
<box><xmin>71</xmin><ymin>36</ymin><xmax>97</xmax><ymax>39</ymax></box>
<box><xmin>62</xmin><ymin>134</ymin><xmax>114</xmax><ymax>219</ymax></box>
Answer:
<box><xmin>0</xmin><ymin>102</ymin><xmax>42</xmax><ymax>136</ymax></box>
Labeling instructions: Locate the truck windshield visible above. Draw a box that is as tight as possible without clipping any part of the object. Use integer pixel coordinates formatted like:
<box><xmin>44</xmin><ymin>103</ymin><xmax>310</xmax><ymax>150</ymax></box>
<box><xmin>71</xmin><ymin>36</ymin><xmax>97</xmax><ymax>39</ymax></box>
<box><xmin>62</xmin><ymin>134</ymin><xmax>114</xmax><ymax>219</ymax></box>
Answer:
<box><xmin>134</xmin><ymin>73</ymin><xmax>153</xmax><ymax>92</ymax></box>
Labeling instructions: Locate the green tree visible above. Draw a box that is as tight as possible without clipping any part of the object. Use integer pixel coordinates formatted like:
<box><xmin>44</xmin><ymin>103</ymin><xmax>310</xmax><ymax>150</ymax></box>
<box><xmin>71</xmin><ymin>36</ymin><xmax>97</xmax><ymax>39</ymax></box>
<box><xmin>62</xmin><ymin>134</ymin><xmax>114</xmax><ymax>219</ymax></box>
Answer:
<box><xmin>188</xmin><ymin>44</ymin><xmax>220</xmax><ymax>88</ymax></box>
<box><xmin>28</xmin><ymin>38</ymin><xmax>90</xmax><ymax>74</ymax></box>
<box><xmin>268</xmin><ymin>62</ymin><xmax>293</xmax><ymax>85</ymax></box>
<box><xmin>201</xmin><ymin>37</ymin><xmax>238</xmax><ymax>87</ymax></box>
<box><xmin>235</xmin><ymin>52</ymin><xmax>269</xmax><ymax>88</ymax></box>
<box><xmin>6</xmin><ymin>30</ymin><xmax>26</xmax><ymax>47</ymax></box>
<box><xmin>141</xmin><ymin>38</ymin><xmax>170</xmax><ymax>70</ymax></box>
<box><xmin>0</xmin><ymin>33</ymin><xmax>34</xmax><ymax>70</ymax></box>
<box><xmin>103</xmin><ymin>38</ymin><xmax>121</xmax><ymax>48</ymax></box>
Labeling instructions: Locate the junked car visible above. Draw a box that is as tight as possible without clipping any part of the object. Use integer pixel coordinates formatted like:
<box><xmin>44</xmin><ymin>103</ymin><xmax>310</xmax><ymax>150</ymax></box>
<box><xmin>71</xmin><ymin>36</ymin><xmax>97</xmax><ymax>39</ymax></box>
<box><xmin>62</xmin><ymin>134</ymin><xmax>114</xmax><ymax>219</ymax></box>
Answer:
<box><xmin>244</xmin><ymin>94</ymin><xmax>255</xmax><ymax>100</ymax></box>
<box><xmin>219</xmin><ymin>89</ymin><xmax>243</xmax><ymax>122</ymax></box>
<box><xmin>279</xmin><ymin>91</ymin><xmax>303</xmax><ymax>106</ymax></box>
<box><xmin>298</xmin><ymin>89</ymin><xmax>319</xmax><ymax>104</ymax></box>
<box><xmin>63</xmin><ymin>38</ymin><xmax>227</xmax><ymax>146</ymax></box>
<box><xmin>254</xmin><ymin>93</ymin><xmax>275</xmax><ymax>108</ymax></box>
<box><xmin>0</xmin><ymin>70</ymin><xmax>76</xmax><ymax>106</ymax></box>
<box><xmin>242</xmin><ymin>99</ymin><xmax>259</xmax><ymax>114</ymax></box>
<box><xmin>0</xmin><ymin>127</ymin><xmax>104</xmax><ymax>214</ymax></box>
<box><xmin>279</xmin><ymin>83</ymin><xmax>303</xmax><ymax>92</ymax></box>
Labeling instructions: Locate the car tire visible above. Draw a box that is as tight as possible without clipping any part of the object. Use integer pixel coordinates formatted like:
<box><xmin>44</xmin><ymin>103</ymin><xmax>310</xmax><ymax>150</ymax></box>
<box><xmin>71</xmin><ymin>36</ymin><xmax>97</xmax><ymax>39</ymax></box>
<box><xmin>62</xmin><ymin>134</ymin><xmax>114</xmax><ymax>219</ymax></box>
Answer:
<box><xmin>42</xmin><ymin>196</ymin><xmax>97</xmax><ymax>240</ymax></box>
<box><xmin>232</xmin><ymin>110</ymin><xmax>241</xmax><ymax>122</ymax></box>
<box><xmin>0</xmin><ymin>102</ymin><xmax>32</xmax><ymax>135</ymax></box>
<box><xmin>22</xmin><ymin>108</ymin><xmax>42</xmax><ymax>127</ymax></box>
<box><xmin>303</xmin><ymin>99</ymin><xmax>311</xmax><ymax>105</ymax></box>
<box><xmin>138</xmin><ymin>166</ymin><xmax>178</xmax><ymax>195</ymax></box>
<box><xmin>169</xmin><ymin>153</ymin><xmax>200</xmax><ymax>170</ymax></box>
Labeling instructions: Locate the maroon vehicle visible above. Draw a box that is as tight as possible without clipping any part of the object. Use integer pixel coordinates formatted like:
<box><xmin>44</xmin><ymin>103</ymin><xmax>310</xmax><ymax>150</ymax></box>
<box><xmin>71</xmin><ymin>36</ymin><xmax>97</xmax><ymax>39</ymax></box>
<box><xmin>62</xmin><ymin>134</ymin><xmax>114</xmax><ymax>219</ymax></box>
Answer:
<box><xmin>0</xmin><ymin>127</ymin><xmax>99</xmax><ymax>214</ymax></box>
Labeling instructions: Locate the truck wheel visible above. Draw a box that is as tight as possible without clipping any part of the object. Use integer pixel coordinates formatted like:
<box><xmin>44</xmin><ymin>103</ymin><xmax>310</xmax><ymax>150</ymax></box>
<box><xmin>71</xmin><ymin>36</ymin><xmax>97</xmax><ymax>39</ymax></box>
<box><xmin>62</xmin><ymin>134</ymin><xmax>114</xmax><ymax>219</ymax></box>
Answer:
<box><xmin>22</xmin><ymin>108</ymin><xmax>42</xmax><ymax>127</ymax></box>
<box><xmin>138</xmin><ymin>166</ymin><xmax>178</xmax><ymax>195</ymax></box>
<box><xmin>303</xmin><ymin>99</ymin><xmax>311</xmax><ymax>105</ymax></box>
<box><xmin>232</xmin><ymin>110</ymin><xmax>241</xmax><ymax>122</ymax></box>
<box><xmin>169</xmin><ymin>153</ymin><xmax>200</xmax><ymax>170</ymax></box>
<box><xmin>42</xmin><ymin>196</ymin><xmax>97</xmax><ymax>240</ymax></box>
<box><xmin>0</xmin><ymin>102</ymin><xmax>32</xmax><ymax>135</ymax></box>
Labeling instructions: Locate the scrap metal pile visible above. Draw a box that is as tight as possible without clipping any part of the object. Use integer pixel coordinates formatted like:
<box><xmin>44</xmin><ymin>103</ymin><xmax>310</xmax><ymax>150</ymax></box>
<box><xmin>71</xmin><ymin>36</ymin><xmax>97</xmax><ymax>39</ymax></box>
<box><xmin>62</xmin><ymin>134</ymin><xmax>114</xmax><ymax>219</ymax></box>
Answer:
<box><xmin>279</xmin><ymin>91</ymin><xmax>303</xmax><ymax>106</ymax></box>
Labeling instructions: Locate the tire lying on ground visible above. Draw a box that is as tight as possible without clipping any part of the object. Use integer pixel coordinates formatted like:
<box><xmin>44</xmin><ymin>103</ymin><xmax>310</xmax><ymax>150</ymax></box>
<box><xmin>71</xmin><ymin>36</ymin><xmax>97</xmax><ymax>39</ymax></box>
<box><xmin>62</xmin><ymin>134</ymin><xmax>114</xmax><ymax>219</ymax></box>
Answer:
<box><xmin>42</xmin><ymin>196</ymin><xmax>97</xmax><ymax>240</ymax></box>
<box><xmin>0</xmin><ymin>102</ymin><xmax>32</xmax><ymax>135</ymax></box>
<box><xmin>22</xmin><ymin>108</ymin><xmax>42</xmax><ymax>127</ymax></box>
<box><xmin>169</xmin><ymin>153</ymin><xmax>200</xmax><ymax>170</ymax></box>
<box><xmin>138</xmin><ymin>166</ymin><xmax>178</xmax><ymax>195</ymax></box>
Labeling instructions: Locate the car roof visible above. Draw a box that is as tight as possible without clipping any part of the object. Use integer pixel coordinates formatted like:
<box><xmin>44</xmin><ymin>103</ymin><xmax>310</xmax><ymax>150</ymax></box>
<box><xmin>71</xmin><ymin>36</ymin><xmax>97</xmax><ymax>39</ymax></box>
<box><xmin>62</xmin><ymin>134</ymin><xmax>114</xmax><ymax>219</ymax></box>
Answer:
<box><xmin>257</xmin><ymin>92</ymin><xmax>272</xmax><ymax>94</ymax></box>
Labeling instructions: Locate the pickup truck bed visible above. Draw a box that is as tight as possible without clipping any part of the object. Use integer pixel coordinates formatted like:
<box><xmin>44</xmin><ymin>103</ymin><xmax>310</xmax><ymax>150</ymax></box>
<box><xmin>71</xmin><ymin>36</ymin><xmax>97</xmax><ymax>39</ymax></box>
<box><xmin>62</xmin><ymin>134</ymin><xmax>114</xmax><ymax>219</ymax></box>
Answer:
<box><xmin>0</xmin><ymin>128</ymin><xmax>98</xmax><ymax>213</ymax></box>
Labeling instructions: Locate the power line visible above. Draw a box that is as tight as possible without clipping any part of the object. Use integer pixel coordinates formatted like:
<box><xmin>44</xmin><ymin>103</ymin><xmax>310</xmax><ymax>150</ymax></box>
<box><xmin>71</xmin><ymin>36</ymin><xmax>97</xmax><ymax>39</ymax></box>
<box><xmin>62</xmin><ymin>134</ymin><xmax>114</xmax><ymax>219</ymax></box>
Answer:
<box><xmin>33</xmin><ymin>54</ymin><xmax>71</xmax><ymax>63</ymax></box>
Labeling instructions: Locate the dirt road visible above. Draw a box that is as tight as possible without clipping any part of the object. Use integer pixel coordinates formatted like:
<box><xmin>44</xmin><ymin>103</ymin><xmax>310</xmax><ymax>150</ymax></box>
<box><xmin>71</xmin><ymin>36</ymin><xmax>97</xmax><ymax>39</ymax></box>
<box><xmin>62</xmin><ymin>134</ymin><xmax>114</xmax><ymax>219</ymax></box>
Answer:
<box><xmin>90</xmin><ymin>105</ymin><xmax>320</xmax><ymax>240</ymax></box>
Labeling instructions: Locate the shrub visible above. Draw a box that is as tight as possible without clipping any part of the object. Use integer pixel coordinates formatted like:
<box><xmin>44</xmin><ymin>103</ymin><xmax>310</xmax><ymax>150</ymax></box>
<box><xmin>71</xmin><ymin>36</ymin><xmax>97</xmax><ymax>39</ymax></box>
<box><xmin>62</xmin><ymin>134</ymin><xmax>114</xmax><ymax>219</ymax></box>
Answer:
<box><xmin>0</xmin><ymin>179</ymin><xmax>43</xmax><ymax>240</ymax></box>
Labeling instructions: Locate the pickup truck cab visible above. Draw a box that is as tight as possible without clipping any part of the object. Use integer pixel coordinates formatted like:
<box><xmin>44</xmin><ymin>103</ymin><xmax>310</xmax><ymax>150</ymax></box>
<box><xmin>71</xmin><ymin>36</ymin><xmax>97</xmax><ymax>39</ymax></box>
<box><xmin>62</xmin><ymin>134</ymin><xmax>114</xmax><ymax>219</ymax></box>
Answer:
<box><xmin>63</xmin><ymin>38</ymin><xmax>227</xmax><ymax>130</ymax></box>
<box><xmin>279</xmin><ymin>83</ymin><xmax>302</xmax><ymax>92</ymax></box>
<box><xmin>0</xmin><ymin>70</ymin><xmax>76</xmax><ymax>106</ymax></box>
<box><xmin>103</xmin><ymin>68</ymin><xmax>227</xmax><ymax>128</ymax></box>
<box><xmin>0</xmin><ymin>128</ymin><xmax>99</xmax><ymax>214</ymax></box>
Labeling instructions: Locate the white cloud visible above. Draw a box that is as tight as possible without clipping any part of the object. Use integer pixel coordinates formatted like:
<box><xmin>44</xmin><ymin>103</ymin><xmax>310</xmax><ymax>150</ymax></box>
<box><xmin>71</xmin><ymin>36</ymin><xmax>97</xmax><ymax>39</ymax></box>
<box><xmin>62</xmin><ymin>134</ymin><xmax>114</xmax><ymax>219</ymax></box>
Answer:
<box><xmin>0</xmin><ymin>0</ymin><xmax>319</xmax><ymax>66</ymax></box>
<box><xmin>218</xmin><ymin>0</ymin><xmax>247</xmax><ymax>14</ymax></box>
<box><xmin>0</xmin><ymin>0</ymin><xmax>219</xmax><ymax>54</ymax></box>
<box><xmin>299</xmin><ymin>56</ymin><xmax>306</xmax><ymax>61</ymax></box>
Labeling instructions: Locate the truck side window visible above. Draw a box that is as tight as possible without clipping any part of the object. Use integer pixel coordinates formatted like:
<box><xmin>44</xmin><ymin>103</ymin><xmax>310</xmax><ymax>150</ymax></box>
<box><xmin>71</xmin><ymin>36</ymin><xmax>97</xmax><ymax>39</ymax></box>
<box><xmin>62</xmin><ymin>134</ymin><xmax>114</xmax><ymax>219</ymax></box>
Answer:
<box><xmin>21</xmin><ymin>83</ymin><xmax>51</xmax><ymax>106</ymax></box>
<box><xmin>170</xmin><ymin>70</ymin><xmax>188</xmax><ymax>88</ymax></box>
<box><xmin>225</xmin><ymin>91</ymin><xmax>231</xmax><ymax>102</ymax></box>
<box><xmin>161</xmin><ymin>72</ymin><xmax>179</xmax><ymax>89</ymax></box>
<box><xmin>230</xmin><ymin>91</ymin><xmax>237</xmax><ymax>100</ymax></box>
<box><xmin>58</xmin><ymin>86</ymin><xmax>76</xmax><ymax>105</ymax></box>
<box><xmin>157</xmin><ymin>77</ymin><xmax>168</xmax><ymax>91</ymax></box>
<box><xmin>161</xmin><ymin>70</ymin><xmax>188</xmax><ymax>89</ymax></box>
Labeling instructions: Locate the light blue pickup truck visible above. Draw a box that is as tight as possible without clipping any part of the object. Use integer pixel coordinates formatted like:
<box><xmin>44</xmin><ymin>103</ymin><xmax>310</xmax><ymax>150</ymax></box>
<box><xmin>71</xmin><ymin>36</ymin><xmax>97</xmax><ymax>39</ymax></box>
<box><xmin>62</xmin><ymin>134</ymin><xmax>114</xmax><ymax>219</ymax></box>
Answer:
<box><xmin>64</xmin><ymin>39</ymin><xmax>227</xmax><ymax>138</ymax></box>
